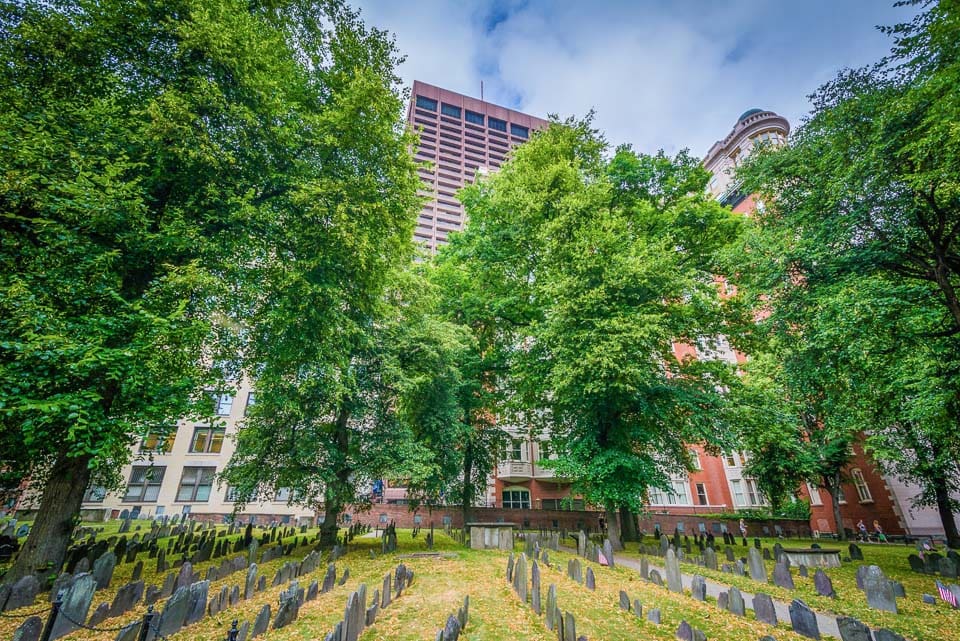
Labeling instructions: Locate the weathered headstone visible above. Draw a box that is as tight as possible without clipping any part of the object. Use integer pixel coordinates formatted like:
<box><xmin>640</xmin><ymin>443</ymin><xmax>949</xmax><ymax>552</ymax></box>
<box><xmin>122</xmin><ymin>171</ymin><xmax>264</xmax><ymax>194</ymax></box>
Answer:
<box><xmin>184</xmin><ymin>580</ymin><xmax>210</xmax><ymax>626</ymax></box>
<box><xmin>676</xmin><ymin>620</ymin><xmax>693</xmax><ymax>641</ymax></box>
<box><xmin>873</xmin><ymin>630</ymin><xmax>906</xmax><ymax>641</ymax></box>
<box><xmin>640</xmin><ymin>556</ymin><xmax>649</xmax><ymax>579</ymax></box>
<box><xmin>908</xmin><ymin>554</ymin><xmax>924</xmax><ymax>573</ymax></box>
<box><xmin>531</xmin><ymin>561</ymin><xmax>541</xmax><ymax>615</ymax></box>
<box><xmin>724</xmin><ymin>546</ymin><xmax>735</xmax><ymax>562</ymax></box>
<box><xmin>618</xmin><ymin>590</ymin><xmax>630</xmax><ymax>611</ymax></box>
<box><xmin>92</xmin><ymin>551</ymin><xmax>117</xmax><ymax>590</ymax></box>
<box><xmin>891</xmin><ymin>580</ymin><xmax>905</xmax><ymax>598</ymax></box>
<box><xmin>753</xmin><ymin>592</ymin><xmax>777</xmax><ymax>625</ymax></box>
<box><xmin>848</xmin><ymin>543</ymin><xmax>863</xmax><ymax>561</ymax></box>
<box><xmin>773</xmin><ymin>561</ymin><xmax>795</xmax><ymax>589</ymax></box>
<box><xmin>251</xmin><ymin>604</ymin><xmax>270</xmax><ymax>638</ymax></box>
<box><xmin>789</xmin><ymin>599</ymin><xmax>820</xmax><ymax>640</ymax></box>
<box><xmin>717</xmin><ymin>591</ymin><xmax>728</xmax><ymax>610</ymax></box>
<box><xmin>922</xmin><ymin>593</ymin><xmax>936</xmax><ymax>605</ymax></box>
<box><xmin>155</xmin><ymin>585</ymin><xmax>190</xmax><ymax>638</ymax></box>
<box><xmin>748</xmin><ymin>547</ymin><xmax>767</xmax><ymax>583</ymax></box>
<box><xmin>49</xmin><ymin>574</ymin><xmax>96</xmax><ymax>640</ymax></box>
<box><xmin>813</xmin><ymin>569</ymin><xmax>835</xmax><ymax>597</ymax></box>
<box><xmin>109</xmin><ymin>580</ymin><xmax>144</xmax><ymax>618</ymax></box>
<box><xmin>703</xmin><ymin>546</ymin><xmax>717</xmax><ymax>570</ymax></box>
<box><xmin>836</xmin><ymin>616</ymin><xmax>871</xmax><ymax>641</ymax></box>
<box><xmin>666</xmin><ymin>548</ymin><xmax>682</xmax><ymax>593</ymax></box>
<box><xmin>798</xmin><ymin>564</ymin><xmax>808</xmax><ymax>578</ymax></box>
<box><xmin>728</xmin><ymin>586</ymin><xmax>745</xmax><ymax>616</ymax></box>
<box><xmin>12</xmin><ymin>616</ymin><xmax>42</xmax><ymax>641</ymax></box>
<box><xmin>603</xmin><ymin>539</ymin><xmax>615</xmax><ymax>568</ymax></box>
<box><xmin>88</xmin><ymin>602</ymin><xmax>110</xmax><ymax>627</ymax></box>
<box><xmin>546</xmin><ymin>584</ymin><xmax>557</xmax><ymax>630</ymax></box>
<box><xmin>584</xmin><ymin>566</ymin><xmax>595</xmax><ymax>590</ymax></box>
<box><xmin>322</xmin><ymin>563</ymin><xmax>336</xmax><ymax>593</ymax></box>
<box><xmin>862</xmin><ymin>566</ymin><xmax>897</xmax><ymax>613</ymax></box>
<box><xmin>648</xmin><ymin>569</ymin><xmax>663</xmax><ymax>586</ymax></box>
<box><xmin>4</xmin><ymin>575</ymin><xmax>40</xmax><ymax>612</ymax></box>
<box><xmin>647</xmin><ymin>607</ymin><xmax>661</xmax><ymax>624</ymax></box>
<box><xmin>939</xmin><ymin>557</ymin><xmax>958</xmax><ymax>579</ymax></box>
<box><xmin>690</xmin><ymin>575</ymin><xmax>706</xmax><ymax>601</ymax></box>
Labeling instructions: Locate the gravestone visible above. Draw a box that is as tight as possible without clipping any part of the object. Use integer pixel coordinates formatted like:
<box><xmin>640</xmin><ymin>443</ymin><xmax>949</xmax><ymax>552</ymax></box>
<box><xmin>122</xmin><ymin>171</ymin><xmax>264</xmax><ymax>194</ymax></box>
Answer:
<box><xmin>92</xmin><ymin>551</ymin><xmax>117</xmax><ymax>590</ymax></box>
<box><xmin>515</xmin><ymin>554</ymin><xmax>529</xmax><ymax>601</ymax></box>
<box><xmin>257</xmin><ymin>575</ymin><xmax>266</xmax><ymax>592</ymax></box>
<box><xmin>619</xmin><ymin>590</ymin><xmax>630</xmax><ymax>610</ymax></box>
<box><xmin>507</xmin><ymin>553</ymin><xmax>515</xmax><ymax>583</ymax></box>
<box><xmin>734</xmin><ymin>560</ymin><xmax>745</xmax><ymax>576</ymax></box>
<box><xmin>546</xmin><ymin>584</ymin><xmax>557</xmax><ymax>630</ymax></box>
<box><xmin>49</xmin><ymin>573</ymin><xmax>96</xmax><ymax>640</ymax></box>
<box><xmin>184</xmin><ymin>580</ymin><xmax>210</xmax><ymax>626</ymax></box>
<box><xmin>666</xmin><ymin>549</ymin><xmax>682</xmax><ymax>592</ymax></box>
<box><xmin>908</xmin><ymin>554</ymin><xmax>924</xmax><ymax>573</ymax></box>
<box><xmin>789</xmin><ymin>599</ymin><xmax>820</xmax><ymax>640</ymax></box>
<box><xmin>727</xmin><ymin>586</ymin><xmax>745</xmax><ymax>616</ymax></box>
<box><xmin>633</xmin><ymin>599</ymin><xmax>642</xmax><ymax>617</ymax></box>
<box><xmin>88</xmin><ymin>602</ymin><xmax>110</xmax><ymax>627</ymax></box>
<box><xmin>12</xmin><ymin>616</ymin><xmax>42</xmax><ymax>641</ymax></box>
<box><xmin>690</xmin><ymin>575</ymin><xmax>706</xmax><ymax>601</ymax></box>
<box><xmin>748</xmin><ymin>547</ymin><xmax>767</xmax><ymax>583</ymax></box>
<box><xmin>109</xmin><ymin>580</ymin><xmax>144</xmax><ymax>617</ymax></box>
<box><xmin>940</xmin><ymin>557</ymin><xmax>958</xmax><ymax>579</ymax></box>
<box><xmin>244</xmin><ymin>563</ymin><xmax>258</xmax><ymax>600</ymax></box>
<box><xmin>338</xmin><ymin>567</ymin><xmax>350</xmax><ymax>587</ymax></box>
<box><xmin>922</xmin><ymin>593</ymin><xmax>936</xmax><ymax>604</ymax></box>
<box><xmin>145</xmin><ymin>585</ymin><xmax>162</xmax><ymax>606</ymax></box>
<box><xmin>647</xmin><ymin>607</ymin><xmax>661</xmax><ymax>624</ymax></box>
<box><xmin>703</xmin><ymin>546</ymin><xmax>717</xmax><ymax>570</ymax></box>
<box><xmin>836</xmin><ymin>616</ymin><xmax>871</xmax><ymax>641</ymax></box>
<box><xmin>238</xmin><ymin>621</ymin><xmax>250</xmax><ymax>641</ymax></box>
<box><xmin>717</xmin><ymin>591</ymin><xmax>728</xmax><ymax>610</ymax></box>
<box><xmin>531</xmin><ymin>561</ymin><xmax>541</xmax><ymax>615</ymax></box>
<box><xmin>891</xmin><ymin>581</ymin><xmax>905</xmax><ymax>598</ymax></box>
<box><xmin>155</xmin><ymin>586</ymin><xmax>190</xmax><ymax>638</ymax></box>
<box><xmin>174</xmin><ymin>561</ymin><xmax>194</xmax><ymax>592</ymax></box>
<box><xmin>603</xmin><ymin>539</ymin><xmax>615</xmax><ymax>568</ymax></box>
<box><xmin>799</xmin><ymin>564</ymin><xmax>808</xmax><ymax>578</ymax></box>
<box><xmin>813</xmin><ymin>569</ymin><xmax>835</xmax><ymax>597</ymax></box>
<box><xmin>640</xmin><ymin>556</ymin><xmax>649</xmax><ymax>579</ymax></box>
<box><xmin>677</xmin><ymin>620</ymin><xmax>693</xmax><ymax>641</ymax></box>
<box><xmin>584</xmin><ymin>566</ymin><xmax>595</xmax><ymax>591</ymax></box>
<box><xmin>251</xmin><ymin>604</ymin><xmax>271</xmax><ymax>638</ymax></box>
<box><xmin>648</xmin><ymin>569</ymin><xmax>663</xmax><ymax>586</ymax></box>
<box><xmin>848</xmin><ymin>543</ymin><xmax>863</xmax><ymax>561</ymax></box>
<box><xmin>873</xmin><ymin>630</ymin><xmax>906</xmax><ymax>641</ymax></box>
<box><xmin>862</xmin><ymin>566</ymin><xmax>897</xmax><ymax>613</ymax></box>
<box><xmin>272</xmin><ymin>593</ymin><xmax>299</xmax><ymax>629</ymax></box>
<box><xmin>773</xmin><ymin>561</ymin><xmax>795</xmax><ymax>589</ymax></box>
<box><xmin>322</xmin><ymin>564</ymin><xmax>336</xmax><ymax>593</ymax></box>
<box><xmin>753</xmin><ymin>592</ymin><xmax>777</xmax><ymax>625</ymax></box>
<box><xmin>132</xmin><ymin>560</ymin><xmax>143</xmax><ymax>582</ymax></box>
<box><xmin>307</xmin><ymin>580</ymin><xmax>319</xmax><ymax>601</ymax></box>
<box><xmin>4</xmin><ymin>575</ymin><xmax>40</xmax><ymax>612</ymax></box>
<box><xmin>724</xmin><ymin>546</ymin><xmax>735</xmax><ymax>562</ymax></box>
<box><xmin>763</xmin><ymin>548</ymin><xmax>772</xmax><ymax>561</ymax></box>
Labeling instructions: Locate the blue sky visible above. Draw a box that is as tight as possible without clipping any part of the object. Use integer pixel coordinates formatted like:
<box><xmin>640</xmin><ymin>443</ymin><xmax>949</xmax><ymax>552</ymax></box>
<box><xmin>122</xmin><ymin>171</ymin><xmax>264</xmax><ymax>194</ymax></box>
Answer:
<box><xmin>355</xmin><ymin>0</ymin><xmax>920</xmax><ymax>157</ymax></box>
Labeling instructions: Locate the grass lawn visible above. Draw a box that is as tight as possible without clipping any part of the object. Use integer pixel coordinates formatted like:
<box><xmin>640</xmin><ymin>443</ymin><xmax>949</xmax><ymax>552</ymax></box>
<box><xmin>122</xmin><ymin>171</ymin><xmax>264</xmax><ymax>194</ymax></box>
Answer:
<box><xmin>619</xmin><ymin>536</ymin><xmax>960</xmax><ymax>641</ymax></box>
<box><xmin>0</xmin><ymin>521</ymin><xmax>843</xmax><ymax>641</ymax></box>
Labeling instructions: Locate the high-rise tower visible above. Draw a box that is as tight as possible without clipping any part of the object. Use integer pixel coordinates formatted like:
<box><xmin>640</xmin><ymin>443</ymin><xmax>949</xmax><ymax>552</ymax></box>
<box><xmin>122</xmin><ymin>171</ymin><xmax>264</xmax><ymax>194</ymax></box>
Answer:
<box><xmin>406</xmin><ymin>80</ymin><xmax>549</xmax><ymax>252</ymax></box>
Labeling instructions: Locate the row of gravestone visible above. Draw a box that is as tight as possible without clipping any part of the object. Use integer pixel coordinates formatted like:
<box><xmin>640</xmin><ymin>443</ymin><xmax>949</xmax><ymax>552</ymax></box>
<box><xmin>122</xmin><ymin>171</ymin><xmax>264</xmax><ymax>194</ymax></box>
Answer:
<box><xmin>573</xmin><ymin>531</ymin><xmax>615</xmax><ymax>569</ymax></box>
<box><xmin>907</xmin><ymin>550</ymin><xmax>960</xmax><ymax>578</ymax></box>
<box><xmin>505</xmin><ymin>552</ymin><xmax>586</xmax><ymax>641</ymax></box>
<box><xmin>617</xmin><ymin>588</ymin><xmax>663</xmax><ymax>628</ymax></box>
<box><xmin>322</xmin><ymin>563</ymin><xmax>414</xmax><ymax>641</ymax></box>
<box><xmin>563</xmin><ymin>557</ymin><xmax>596</xmax><ymax>590</ymax></box>
<box><xmin>435</xmin><ymin>595</ymin><xmax>469</xmax><ymax>641</ymax></box>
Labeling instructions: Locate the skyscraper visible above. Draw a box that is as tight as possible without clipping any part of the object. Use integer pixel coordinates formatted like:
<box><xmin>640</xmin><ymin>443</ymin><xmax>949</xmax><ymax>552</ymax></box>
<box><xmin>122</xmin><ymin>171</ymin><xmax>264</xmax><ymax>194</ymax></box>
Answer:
<box><xmin>406</xmin><ymin>80</ymin><xmax>549</xmax><ymax>252</ymax></box>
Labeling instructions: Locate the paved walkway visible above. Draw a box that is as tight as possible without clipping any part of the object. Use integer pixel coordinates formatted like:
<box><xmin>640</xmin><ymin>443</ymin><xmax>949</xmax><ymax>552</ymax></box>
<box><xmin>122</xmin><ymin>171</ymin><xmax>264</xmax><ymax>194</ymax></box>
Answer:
<box><xmin>563</xmin><ymin>547</ymin><xmax>842</xmax><ymax>639</ymax></box>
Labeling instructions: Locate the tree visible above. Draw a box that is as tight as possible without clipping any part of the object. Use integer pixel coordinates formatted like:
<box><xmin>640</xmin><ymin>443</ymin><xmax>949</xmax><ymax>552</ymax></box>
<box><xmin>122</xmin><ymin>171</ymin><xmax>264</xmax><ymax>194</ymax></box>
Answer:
<box><xmin>449</xmin><ymin>118</ymin><xmax>741</xmax><ymax>548</ymax></box>
<box><xmin>0</xmin><ymin>0</ymin><xmax>355</xmax><ymax>582</ymax></box>
<box><xmin>734</xmin><ymin>0</ymin><xmax>960</xmax><ymax>544</ymax></box>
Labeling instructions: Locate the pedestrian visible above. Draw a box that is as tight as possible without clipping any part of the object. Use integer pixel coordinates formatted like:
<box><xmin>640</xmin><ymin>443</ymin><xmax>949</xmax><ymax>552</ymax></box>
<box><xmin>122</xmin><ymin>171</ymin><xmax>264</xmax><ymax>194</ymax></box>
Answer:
<box><xmin>857</xmin><ymin>519</ymin><xmax>868</xmax><ymax>542</ymax></box>
<box><xmin>873</xmin><ymin>520</ymin><xmax>887</xmax><ymax>543</ymax></box>
<box><xmin>739</xmin><ymin>518</ymin><xmax>747</xmax><ymax>540</ymax></box>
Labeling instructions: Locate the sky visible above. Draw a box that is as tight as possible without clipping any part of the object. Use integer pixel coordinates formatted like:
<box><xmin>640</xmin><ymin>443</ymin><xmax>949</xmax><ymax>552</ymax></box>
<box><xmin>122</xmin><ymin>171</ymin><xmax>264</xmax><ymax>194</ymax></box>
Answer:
<box><xmin>354</xmin><ymin>0</ymin><xmax>920</xmax><ymax>158</ymax></box>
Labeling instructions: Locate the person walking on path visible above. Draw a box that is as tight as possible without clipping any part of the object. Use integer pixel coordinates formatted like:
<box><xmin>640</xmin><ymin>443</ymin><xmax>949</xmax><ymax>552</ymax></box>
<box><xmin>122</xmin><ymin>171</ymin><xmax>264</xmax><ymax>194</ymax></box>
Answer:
<box><xmin>873</xmin><ymin>520</ymin><xmax>887</xmax><ymax>543</ymax></box>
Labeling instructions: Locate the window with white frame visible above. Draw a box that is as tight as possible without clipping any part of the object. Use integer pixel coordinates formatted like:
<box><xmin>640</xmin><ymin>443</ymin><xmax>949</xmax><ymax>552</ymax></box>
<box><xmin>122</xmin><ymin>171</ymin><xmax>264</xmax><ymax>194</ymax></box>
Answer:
<box><xmin>806</xmin><ymin>482</ymin><xmax>823</xmax><ymax>506</ymax></box>
<box><xmin>851</xmin><ymin>469</ymin><xmax>873</xmax><ymax>502</ymax></box>
<box><xmin>176</xmin><ymin>466</ymin><xmax>215</xmax><ymax>502</ymax></box>
<box><xmin>510</xmin><ymin>439</ymin><xmax>524</xmax><ymax>461</ymax></box>
<box><xmin>731</xmin><ymin>479</ymin><xmax>746</xmax><ymax>507</ymax></box>
<box><xmin>124</xmin><ymin>466</ymin><xmax>165</xmax><ymax>502</ymax></box>
<box><xmin>502</xmin><ymin>488</ymin><xmax>530</xmax><ymax>509</ymax></box>
<box><xmin>669</xmin><ymin>479</ymin><xmax>691</xmax><ymax>505</ymax></box>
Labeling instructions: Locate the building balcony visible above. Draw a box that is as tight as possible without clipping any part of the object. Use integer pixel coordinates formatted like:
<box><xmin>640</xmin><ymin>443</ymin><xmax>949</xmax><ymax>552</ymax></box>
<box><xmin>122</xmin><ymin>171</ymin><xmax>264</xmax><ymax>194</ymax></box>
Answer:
<box><xmin>497</xmin><ymin>461</ymin><xmax>533</xmax><ymax>482</ymax></box>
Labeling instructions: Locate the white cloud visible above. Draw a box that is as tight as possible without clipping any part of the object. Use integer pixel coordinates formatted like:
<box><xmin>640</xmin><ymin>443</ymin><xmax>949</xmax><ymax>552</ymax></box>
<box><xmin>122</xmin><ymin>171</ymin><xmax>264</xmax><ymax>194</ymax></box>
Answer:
<box><xmin>356</xmin><ymin>0</ymin><xmax>919</xmax><ymax>158</ymax></box>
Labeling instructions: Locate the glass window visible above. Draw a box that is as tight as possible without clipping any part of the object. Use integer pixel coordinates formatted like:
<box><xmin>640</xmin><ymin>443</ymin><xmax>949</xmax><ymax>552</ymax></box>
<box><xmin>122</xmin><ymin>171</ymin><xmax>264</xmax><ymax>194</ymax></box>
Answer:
<box><xmin>189</xmin><ymin>426</ymin><xmax>225</xmax><ymax>453</ymax></box>
<box><xmin>83</xmin><ymin>485</ymin><xmax>107</xmax><ymax>503</ymax></box>
<box><xmin>851</xmin><ymin>469</ymin><xmax>873</xmax><ymax>502</ymax></box>
<box><xmin>488</xmin><ymin>117</ymin><xmax>507</xmax><ymax>132</ymax></box>
<box><xmin>465</xmin><ymin>110</ymin><xmax>484</xmax><ymax>125</ymax></box>
<box><xmin>669</xmin><ymin>479</ymin><xmax>690</xmax><ymax>505</ymax></box>
<box><xmin>415</xmin><ymin>95</ymin><xmax>437</xmax><ymax>111</ymax></box>
<box><xmin>696</xmin><ymin>483</ymin><xmax>708</xmax><ymax>505</ymax></box>
<box><xmin>440</xmin><ymin>103</ymin><xmax>461</xmax><ymax>118</ymax></box>
<box><xmin>224</xmin><ymin>486</ymin><xmax>238</xmax><ymax>502</ymax></box>
<box><xmin>244</xmin><ymin>392</ymin><xmax>255</xmax><ymax>416</ymax></box>
<box><xmin>140</xmin><ymin>430</ymin><xmax>176</xmax><ymax>453</ymax></box>
<box><xmin>124</xmin><ymin>466</ymin><xmax>165</xmax><ymax>502</ymax></box>
<box><xmin>836</xmin><ymin>485</ymin><xmax>847</xmax><ymax>504</ymax></box>
<box><xmin>538</xmin><ymin>441</ymin><xmax>551</xmax><ymax>460</ymax></box>
<box><xmin>215</xmin><ymin>394</ymin><xmax>233</xmax><ymax>416</ymax></box>
<box><xmin>274</xmin><ymin>487</ymin><xmax>291</xmax><ymax>502</ymax></box>
<box><xmin>510</xmin><ymin>439</ymin><xmax>524</xmax><ymax>461</ymax></box>
<box><xmin>176</xmin><ymin>466</ymin><xmax>215</xmax><ymax>502</ymax></box>
<box><xmin>647</xmin><ymin>486</ymin><xmax>666</xmax><ymax>506</ymax></box>
<box><xmin>746</xmin><ymin>479</ymin><xmax>760</xmax><ymax>505</ymax></box>
<box><xmin>731</xmin><ymin>479</ymin><xmax>745</xmax><ymax>507</ymax></box>
<box><xmin>806</xmin><ymin>482</ymin><xmax>822</xmax><ymax>506</ymax></box>
<box><xmin>510</xmin><ymin>123</ymin><xmax>529</xmax><ymax>138</ymax></box>
<box><xmin>688</xmin><ymin>449</ymin><xmax>701</xmax><ymax>470</ymax></box>
<box><xmin>725</xmin><ymin>453</ymin><xmax>738</xmax><ymax>467</ymax></box>
<box><xmin>502</xmin><ymin>489</ymin><xmax>530</xmax><ymax>509</ymax></box>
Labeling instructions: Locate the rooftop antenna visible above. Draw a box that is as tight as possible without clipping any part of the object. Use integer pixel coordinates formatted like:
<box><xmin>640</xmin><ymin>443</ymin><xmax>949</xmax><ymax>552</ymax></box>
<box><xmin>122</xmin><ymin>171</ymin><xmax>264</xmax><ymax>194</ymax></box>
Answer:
<box><xmin>481</xmin><ymin>80</ymin><xmax>484</xmax><ymax>101</ymax></box>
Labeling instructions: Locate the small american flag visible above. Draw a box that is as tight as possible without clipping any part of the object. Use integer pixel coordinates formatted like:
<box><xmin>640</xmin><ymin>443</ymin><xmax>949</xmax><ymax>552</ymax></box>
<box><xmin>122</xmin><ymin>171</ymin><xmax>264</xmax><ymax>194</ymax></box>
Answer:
<box><xmin>598</xmin><ymin>551</ymin><xmax>609</xmax><ymax>566</ymax></box>
<box><xmin>936</xmin><ymin>580</ymin><xmax>958</xmax><ymax>608</ymax></box>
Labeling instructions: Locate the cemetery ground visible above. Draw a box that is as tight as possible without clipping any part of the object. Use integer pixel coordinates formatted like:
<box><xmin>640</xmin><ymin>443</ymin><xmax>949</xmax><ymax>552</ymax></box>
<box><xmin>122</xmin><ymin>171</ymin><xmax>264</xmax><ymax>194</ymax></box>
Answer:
<box><xmin>619</xmin><ymin>536</ymin><xmax>960</xmax><ymax>641</ymax></box>
<box><xmin>0</xmin><ymin>521</ymin><xmax>955</xmax><ymax>641</ymax></box>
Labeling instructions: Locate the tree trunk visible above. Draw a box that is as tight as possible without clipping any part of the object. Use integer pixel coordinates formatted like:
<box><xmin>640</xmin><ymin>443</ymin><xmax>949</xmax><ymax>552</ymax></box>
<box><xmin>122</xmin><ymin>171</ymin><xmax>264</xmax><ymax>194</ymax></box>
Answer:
<box><xmin>933</xmin><ymin>475</ymin><xmax>960</xmax><ymax>548</ymax></box>
<box><xmin>825</xmin><ymin>473</ymin><xmax>846</xmax><ymax>541</ymax></box>
<box><xmin>320</xmin><ymin>406</ymin><xmax>352</xmax><ymax>549</ymax></box>
<box><xmin>605</xmin><ymin>504</ymin><xmax>623</xmax><ymax>551</ymax></box>
<box><xmin>461</xmin><ymin>440</ymin><xmax>474</xmax><ymax>528</ymax></box>
<box><xmin>619</xmin><ymin>505</ymin><xmax>638</xmax><ymax>543</ymax></box>
<box><xmin>7</xmin><ymin>451</ymin><xmax>92</xmax><ymax>584</ymax></box>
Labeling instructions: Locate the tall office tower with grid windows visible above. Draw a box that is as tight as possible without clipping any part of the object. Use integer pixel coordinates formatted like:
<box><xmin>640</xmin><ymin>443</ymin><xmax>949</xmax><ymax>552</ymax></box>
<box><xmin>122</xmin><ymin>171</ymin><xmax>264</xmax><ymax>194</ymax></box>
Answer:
<box><xmin>407</xmin><ymin>80</ymin><xmax>549</xmax><ymax>252</ymax></box>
